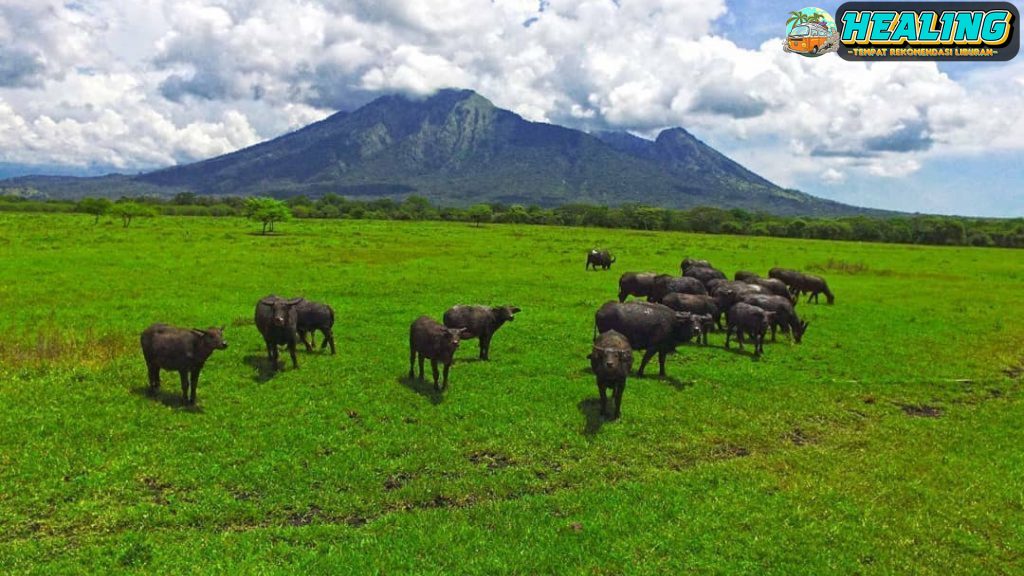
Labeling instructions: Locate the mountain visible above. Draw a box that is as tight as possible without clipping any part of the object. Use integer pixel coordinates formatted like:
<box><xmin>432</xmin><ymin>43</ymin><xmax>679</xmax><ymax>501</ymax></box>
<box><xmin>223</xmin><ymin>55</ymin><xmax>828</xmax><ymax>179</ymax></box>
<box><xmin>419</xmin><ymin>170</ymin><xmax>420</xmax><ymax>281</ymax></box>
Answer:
<box><xmin>1</xmin><ymin>89</ymin><xmax>877</xmax><ymax>216</ymax></box>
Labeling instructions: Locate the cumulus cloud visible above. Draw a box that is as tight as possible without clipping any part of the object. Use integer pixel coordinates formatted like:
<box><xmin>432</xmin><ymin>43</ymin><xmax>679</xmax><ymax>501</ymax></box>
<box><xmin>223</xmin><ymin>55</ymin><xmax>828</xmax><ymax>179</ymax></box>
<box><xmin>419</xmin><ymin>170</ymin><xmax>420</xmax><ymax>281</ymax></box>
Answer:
<box><xmin>0</xmin><ymin>0</ymin><xmax>1021</xmax><ymax>207</ymax></box>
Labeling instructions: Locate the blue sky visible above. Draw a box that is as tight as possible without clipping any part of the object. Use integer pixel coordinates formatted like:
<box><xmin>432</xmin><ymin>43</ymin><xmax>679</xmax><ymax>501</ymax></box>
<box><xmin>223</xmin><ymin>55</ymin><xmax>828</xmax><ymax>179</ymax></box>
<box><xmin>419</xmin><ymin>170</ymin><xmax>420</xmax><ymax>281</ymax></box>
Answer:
<box><xmin>0</xmin><ymin>0</ymin><xmax>1020</xmax><ymax>217</ymax></box>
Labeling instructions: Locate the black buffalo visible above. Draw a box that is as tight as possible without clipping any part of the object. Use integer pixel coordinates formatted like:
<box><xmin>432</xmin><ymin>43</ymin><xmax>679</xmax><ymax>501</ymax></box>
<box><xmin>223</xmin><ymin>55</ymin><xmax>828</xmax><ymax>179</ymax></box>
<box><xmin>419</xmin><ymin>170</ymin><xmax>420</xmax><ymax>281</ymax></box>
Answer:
<box><xmin>443</xmin><ymin>305</ymin><xmax>520</xmax><ymax>360</ymax></box>
<box><xmin>648</xmin><ymin>274</ymin><xmax>707</xmax><ymax>303</ymax></box>
<box><xmin>588</xmin><ymin>330</ymin><xmax>633</xmax><ymax>419</ymax></box>
<box><xmin>141</xmin><ymin>324</ymin><xmax>228</xmax><ymax>404</ymax></box>
<box><xmin>594</xmin><ymin>301</ymin><xmax>702</xmax><ymax>378</ymax></box>
<box><xmin>586</xmin><ymin>249</ymin><xmax>616</xmax><ymax>270</ymax></box>
<box><xmin>409</xmin><ymin>316</ymin><xmax>466</xmax><ymax>390</ymax></box>
<box><xmin>255</xmin><ymin>295</ymin><xmax>304</xmax><ymax>370</ymax></box>
<box><xmin>725</xmin><ymin>302</ymin><xmax>774</xmax><ymax>356</ymax></box>
<box><xmin>618</xmin><ymin>272</ymin><xmax>658</xmax><ymax>302</ymax></box>
<box><xmin>740</xmin><ymin>294</ymin><xmax>809</xmax><ymax>343</ymax></box>
<box><xmin>296</xmin><ymin>300</ymin><xmax>336</xmax><ymax>354</ymax></box>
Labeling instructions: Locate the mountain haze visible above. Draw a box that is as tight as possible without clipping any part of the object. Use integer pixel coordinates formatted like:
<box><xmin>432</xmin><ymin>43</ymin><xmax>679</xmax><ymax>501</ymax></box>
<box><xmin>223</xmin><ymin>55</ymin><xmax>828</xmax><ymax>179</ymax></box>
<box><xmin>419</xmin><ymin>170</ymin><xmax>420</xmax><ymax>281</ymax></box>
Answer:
<box><xmin>2</xmin><ymin>89</ymin><xmax>875</xmax><ymax>215</ymax></box>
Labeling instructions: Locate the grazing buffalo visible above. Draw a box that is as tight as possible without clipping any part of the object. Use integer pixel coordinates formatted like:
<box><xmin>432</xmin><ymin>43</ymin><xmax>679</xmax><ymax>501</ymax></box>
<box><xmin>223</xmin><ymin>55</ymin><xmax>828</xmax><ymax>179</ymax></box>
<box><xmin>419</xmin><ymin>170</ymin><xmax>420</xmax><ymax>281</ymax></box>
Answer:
<box><xmin>443</xmin><ymin>305</ymin><xmax>520</xmax><ymax>360</ymax></box>
<box><xmin>751</xmin><ymin>277</ymin><xmax>797</xmax><ymax>303</ymax></box>
<box><xmin>741</xmin><ymin>294</ymin><xmax>809</xmax><ymax>343</ymax></box>
<box><xmin>586</xmin><ymin>249</ymin><xmax>616</xmax><ymax>270</ymax></box>
<box><xmin>255</xmin><ymin>295</ymin><xmax>304</xmax><ymax>370</ymax></box>
<box><xmin>680</xmin><ymin>258</ymin><xmax>713</xmax><ymax>273</ymax></box>
<box><xmin>661</xmin><ymin>293</ymin><xmax>720</xmax><ymax>342</ymax></box>
<box><xmin>683</xmin><ymin>265</ymin><xmax>727</xmax><ymax>289</ymax></box>
<box><xmin>792</xmin><ymin>273</ymin><xmax>835</xmax><ymax>304</ymax></box>
<box><xmin>725</xmin><ymin>302</ymin><xmax>774</xmax><ymax>356</ymax></box>
<box><xmin>141</xmin><ymin>324</ymin><xmax>228</xmax><ymax>404</ymax></box>
<box><xmin>594</xmin><ymin>301</ymin><xmax>703</xmax><ymax>378</ymax></box>
<box><xmin>588</xmin><ymin>330</ymin><xmax>633</xmax><ymax>419</ymax></box>
<box><xmin>409</xmin><ymin>316</ymin><xmax>466</xmax><ymax>390</ymax></box>
<box><xmin>618</xmin><ymin>272</ymin><xmax>658</xmax><ymax>302</ymax></box>
<box><xmin>648</xmin><ymin>274</ymin><xmax>707</xmax><ymax>303</ymax></box>
<box><xmin>712</xmin><ymin>281</ymin><xmax>764</xmax><ymax>312</ymax></box>
<box><xmin>296</xmin><ymin>300</ymin><xmax>336</xmax><ymax>355</ymax></box>
<box><xmin>768</xmin><ymin>267</ymin><xmax>803</xmax><ymax>292</ymax></box>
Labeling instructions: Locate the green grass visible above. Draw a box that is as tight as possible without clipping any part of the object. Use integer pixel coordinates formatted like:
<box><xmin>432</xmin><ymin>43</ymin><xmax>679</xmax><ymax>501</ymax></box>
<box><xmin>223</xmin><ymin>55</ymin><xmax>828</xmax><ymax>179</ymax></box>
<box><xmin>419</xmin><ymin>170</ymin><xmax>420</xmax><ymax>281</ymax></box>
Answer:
<box><xmin>1</xmin><ymin>213</ymin><xmax>1022</xmax><ymax>574</ymax></box>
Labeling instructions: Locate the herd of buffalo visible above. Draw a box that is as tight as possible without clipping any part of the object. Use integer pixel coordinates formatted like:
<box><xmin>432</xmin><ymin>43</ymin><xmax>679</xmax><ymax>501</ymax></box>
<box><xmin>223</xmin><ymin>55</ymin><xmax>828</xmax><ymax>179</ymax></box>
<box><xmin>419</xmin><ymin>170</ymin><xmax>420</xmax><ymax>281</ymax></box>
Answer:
<box><xmin>588</xmin><ymin>254</ymin><xmax>834</xmax><ymax>419</ymax></box>
<box><xmin>137</xmin><ymin>250</ymin><xmax>833</xmax><ymax>419</ymax></box>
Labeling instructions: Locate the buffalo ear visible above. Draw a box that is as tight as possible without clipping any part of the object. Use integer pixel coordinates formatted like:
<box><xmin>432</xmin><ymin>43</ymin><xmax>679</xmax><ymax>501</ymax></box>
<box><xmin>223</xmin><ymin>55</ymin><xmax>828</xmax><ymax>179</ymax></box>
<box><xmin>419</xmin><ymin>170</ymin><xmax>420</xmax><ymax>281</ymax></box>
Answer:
<box><xmin>191</xmin><ymin>328</ymin><xmax>206</xmax><ymax>336</ymax></box>
<box><xmin>286</xmin><ymin>298</ymin><xmax>304</xmax><ymax>306</ymax></box>
<box><xmin>510</xmin><ymin>306</ymin><xmax>521</xmax><ymax>314</ymax></box>
<box><xmin>258</xmin><ymin>297</ymin><xmax>277</xmax><ymax>306</ymax></box>
<box><xmin>458</xmin><ymin>328</ymin><xmax>471</xmax><ymax>337</ymax></box>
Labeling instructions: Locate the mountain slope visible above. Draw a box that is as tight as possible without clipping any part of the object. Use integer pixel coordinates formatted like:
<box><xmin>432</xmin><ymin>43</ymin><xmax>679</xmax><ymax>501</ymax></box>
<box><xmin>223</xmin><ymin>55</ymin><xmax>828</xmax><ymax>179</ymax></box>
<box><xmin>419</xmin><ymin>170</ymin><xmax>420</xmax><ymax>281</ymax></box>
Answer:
<box><xmin>3</xmin><ymin>89</ymin><xmax>876</xmax><ymax>215</ymax></box>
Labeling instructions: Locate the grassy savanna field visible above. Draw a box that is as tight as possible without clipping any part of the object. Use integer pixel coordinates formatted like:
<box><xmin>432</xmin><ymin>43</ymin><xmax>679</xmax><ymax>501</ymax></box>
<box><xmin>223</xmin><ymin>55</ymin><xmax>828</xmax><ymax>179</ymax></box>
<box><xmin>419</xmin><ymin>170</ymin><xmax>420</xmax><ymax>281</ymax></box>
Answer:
<box><xmin>1</xmin><ymin>212</ymin><xmax>1023</xmax><ymax>574</ymax></box>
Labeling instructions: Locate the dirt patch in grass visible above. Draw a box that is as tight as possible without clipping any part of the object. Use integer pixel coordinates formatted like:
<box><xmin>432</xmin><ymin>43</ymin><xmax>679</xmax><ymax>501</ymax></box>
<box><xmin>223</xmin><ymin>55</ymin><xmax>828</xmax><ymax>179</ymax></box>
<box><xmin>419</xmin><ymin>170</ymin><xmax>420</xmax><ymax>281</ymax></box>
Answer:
<box><xmin>899</xmin><ymin>404</ymin><xmax>943</xmax><ymax>418</ymax></box>
<box><xmin>468</xmin><ymin>450</ymin><xmax>513</xmax><ymax>470</ymax></box>
<box><xmin>139</xmin><ymin>476</ymin><xmax>172</xmax><ymax>506</ymax></box>
<box><xmin>710</xmin><ymin>443</ymin><xmax>750</xmax><ymax>460</ymax></box>
<box><xmin>287</xmin><ymin>505</ymin><xmax>322</xmax><ymax>527</ymax></box>
<box><xmin>0</xmin><ymin>327</ymin><xmax>133</xmax><ymax>369</ymax></box>
<box><xmin>786</xmin><ymin>428</ymin><xmax>815</xmax><ymax>446</ymax></box>
<box><xmin>383</xmin><ymin>472</ymin><xmax>412</xmax><ymax>491</ymax></box>
<box><xmin>808</xmin><ymin>258</ymin><xmax>869</xmax><ymax>275</ymax></box>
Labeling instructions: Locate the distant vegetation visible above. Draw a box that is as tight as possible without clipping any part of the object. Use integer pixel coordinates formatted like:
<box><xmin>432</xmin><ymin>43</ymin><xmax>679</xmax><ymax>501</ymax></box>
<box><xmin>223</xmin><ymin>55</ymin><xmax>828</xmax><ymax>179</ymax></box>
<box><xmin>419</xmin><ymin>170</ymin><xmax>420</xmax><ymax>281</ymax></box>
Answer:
<box><xmin>1</xmin><ymin>192</ymin><xmax>1021</xmax><ymax>248</ymax></box>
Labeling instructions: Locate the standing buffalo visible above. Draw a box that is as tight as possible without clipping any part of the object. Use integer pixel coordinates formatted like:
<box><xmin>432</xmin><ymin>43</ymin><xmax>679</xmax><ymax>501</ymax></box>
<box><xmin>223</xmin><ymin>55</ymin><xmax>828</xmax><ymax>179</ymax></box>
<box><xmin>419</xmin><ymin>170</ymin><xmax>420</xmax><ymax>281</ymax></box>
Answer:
<box><xmin>443</xmin><ymin>305</ymin><xmax>520</xmax><ymax>360</ymax></box>
<box><xmin>296</xmin><ymin>300</ymin><xmax>336</xmax><ymax>355</ymax></box>
<box><xmin>586</xmin><ymin>249</ymin><xmax>616</xmax><ymax>270</ymax></box>
<box><xmin>618</xmin><ymin>272</ymin><xmax>658</xmax><ymax>302</ymax></box>
<box><xmin>141</xmin><ymin>324</ymin><xmax>228</xmax><ymax>404</ymax></box>
<box><xmin>740</xmin><ymin>294</ymin><xmax>809</xmax><ymax>343</ymax></box>
<box><xmin>750</xmin><ymin>277</ymin><xmax>797</xmax><ymax>303</ymax></box>
<box><xmin>684</xmin><ymin>266</ymin><xmax>727</xmax><ymax>290</ymax></box>
<box><xmin>255</xmin><ymin>295</ymin><xmax>304</xmax><ymax>370</ymax></box>
<box><xmin>588</xmin><ymin>330</ymin><xmax>633</xmax><ymax>419</ymax></box>
<box><xmin>768</xmin><ymin>267</ymin><xmax>803</xmax><ymax>292</ymax></box>
<box><xmin>725</xmin><ymin>303</ymin><xmax>774</xmax><ymax>356</ymax></box>
<box><xmin>661</xmin><ymin>293</ymin><xmax>720</xmax><ymax>343</ymax></box>
<box><xmin>792</xmin><ymin>273</ymin><xmax>835</xmax><ymax>304</ymax></box>
<box><xmin>712</xmin><ymin>281</ymin><xmax>764</xmax><ymax>312</ymax></box>
<box><xmin>409</xmin><ymin>316</ymin><xmax>466</xmax><ymax>390</ymax></box>
<box><xmin>680</xmin><ymin>258</ymin><xmax>713</xmax><ymax>273</ymax></box>
<box><xmin>594</xmin><ymin>301</ymin><xmax>703</xmax><ymax>378</ymax></box>
<box><xmin>648</xmin><ymin>274</ymin><xmax>708</xmax><ymax>303</ymax></box>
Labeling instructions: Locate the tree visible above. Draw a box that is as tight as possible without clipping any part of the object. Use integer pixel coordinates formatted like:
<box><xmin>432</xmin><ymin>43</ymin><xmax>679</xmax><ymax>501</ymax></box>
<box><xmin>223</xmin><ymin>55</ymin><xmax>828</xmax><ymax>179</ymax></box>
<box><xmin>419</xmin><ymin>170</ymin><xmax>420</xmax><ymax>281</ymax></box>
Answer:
<box><xmin>244</xmin><ymin>197</ymin><xmax>292</xmax><ymax>234</ymax></box>
<box><xmin>467</xmin><ymin>204</ymin><xmax>492</xmax><ymax>227</ymax></box>
<box><xmin>77</xmin><ymin>197</ymin><xmax>112</xmax><ymax>223</ymax></box>
<box><xmin>110</xmin><ymin>202</ymin><xmax>154</xmax><ymax>227</ymax></box>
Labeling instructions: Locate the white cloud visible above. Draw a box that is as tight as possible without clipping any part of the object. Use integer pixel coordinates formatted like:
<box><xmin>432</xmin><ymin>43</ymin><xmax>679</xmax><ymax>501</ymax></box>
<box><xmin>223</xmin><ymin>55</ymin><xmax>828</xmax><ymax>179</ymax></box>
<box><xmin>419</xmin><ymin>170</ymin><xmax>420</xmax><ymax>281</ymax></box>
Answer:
<box><xmin>0</xmin><ymin>0</ymin><xmax>1020</xmax><ymax>210</ymax></box>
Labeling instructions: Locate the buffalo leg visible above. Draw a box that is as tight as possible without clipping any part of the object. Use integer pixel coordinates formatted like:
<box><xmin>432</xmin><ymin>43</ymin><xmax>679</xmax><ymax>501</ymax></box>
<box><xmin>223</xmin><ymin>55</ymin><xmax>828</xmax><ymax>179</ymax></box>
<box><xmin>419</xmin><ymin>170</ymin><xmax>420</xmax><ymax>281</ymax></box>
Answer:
<box><xmin>598</xmin><ymin>383</ymin><xmax>608</xmax><ymax>416</ymax></box>
<box><xmin>479</xmin><ymin>334</ymin><xmax>491</xmax><ymax>360</ymax></box>
<box><xmin>189</xmin><ymin>368</ymin><xmax>200</xmax><ymax>404</ymax></box>
<box><xmin>725</xmin><ymin>325</ymin><xmax>732</xmax><ymax>348</ymax></box>
<box><xmin>442</xmin><ymin>362</ymin><xmax>451</xmax><ymax>389</ymax></box>
<box><xmin>771</xmin><ymin>324</ymin><xmax>777</xmax><ymax>342</ymax></box>
<box><xmin>418</xmin><ymin>354</ymin><xmax>425</xmax><ymax>380</ymax></box>
<box><xmin>147</xmin><ymin>362</ymin><xmax>160</xmax><ymax>390</ymax></box>
<box><xmin>736</xmin><ymin>329</ymin><xmax>745</xmax><ymax>350</ymax></box>
<box><xmin>322</xmin><ymin>330</ymin><xmax>336</xmax><ymax>354</ymax></box>
<box><xmin>658</xmin><ymin>350</ymin><xmax>667</xmax><ymax>377</ymax></box>
<box><xmin>431</xmin><ymin>360</ymin><xmax>441</xmax><ymax>390</ymax></box>
<box><xmin>288</xmin><ymin>342</ymin><xmax>298</xmax><ymax>369</ymax></box>
<box><xmin>637</xmin><ymin>349</ymin><xmax>658</xmax><ymax>377</ymax></box>
<box><xmin>179</xmin><ymin>371</ymin><xmax>189</xmax><ymax>403</ymax></box>
<box><xmin>613</xmin><ymin>382</ymin><xmax>624</xmax><ymax>419</ymax></box>
<box><xmin>299</xmin><ymin>331</ymin><xmax>314</xmax><ymax>352</ymax></box>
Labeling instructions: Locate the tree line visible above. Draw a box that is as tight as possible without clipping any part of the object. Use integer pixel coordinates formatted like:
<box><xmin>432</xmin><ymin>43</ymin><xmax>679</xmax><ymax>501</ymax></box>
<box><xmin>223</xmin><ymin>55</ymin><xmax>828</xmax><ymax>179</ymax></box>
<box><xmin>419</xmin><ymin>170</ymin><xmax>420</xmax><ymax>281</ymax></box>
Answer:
<box><xmin>0</xmin><ymin>192</ymin><xmax>1021</xmax><ymax>248</ymax></box>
